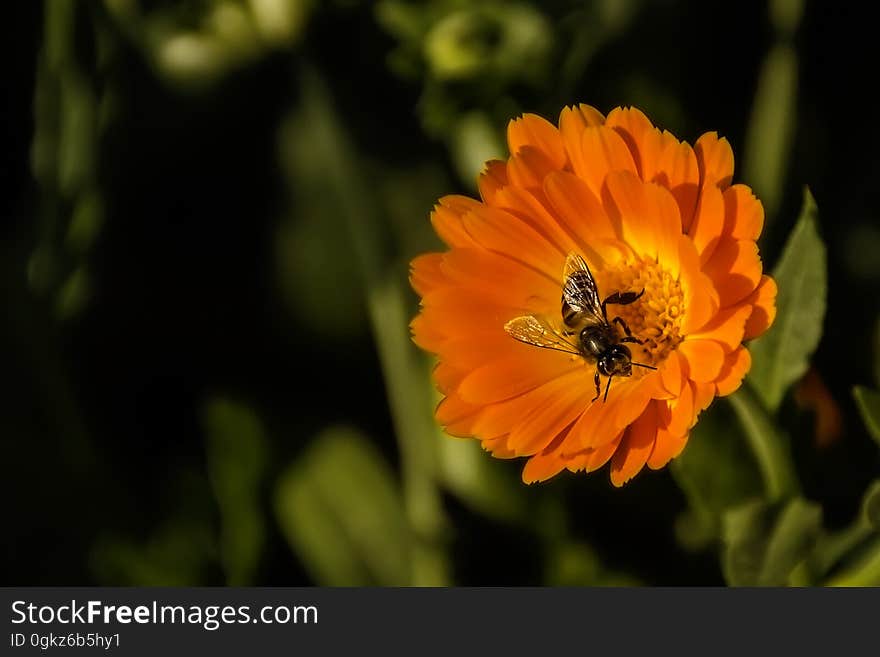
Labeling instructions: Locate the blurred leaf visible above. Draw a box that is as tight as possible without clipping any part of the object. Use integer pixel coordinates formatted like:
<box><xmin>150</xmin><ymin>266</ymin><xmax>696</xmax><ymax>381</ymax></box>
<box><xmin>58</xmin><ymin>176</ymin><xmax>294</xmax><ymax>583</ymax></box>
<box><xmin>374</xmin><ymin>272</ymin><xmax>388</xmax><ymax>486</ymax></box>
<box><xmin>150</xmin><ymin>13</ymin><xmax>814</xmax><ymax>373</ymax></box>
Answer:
<box><xmin>90</xmin><ymin>471</ymin><xmax>218</xmax><ymax>586</ymax></box>
<box><xmin>722</xmin><ymin>498</ymin><xmax>821</xmax><ymax>586</ymax></box>
<box><xmin>275</xmin><ymin>109</ymin><xmax>367</xmax><ymax>339</ymax></box>
<box><xmin>423</xmin><ymin>5</ymin><xmax>551</xmax><ymax>82</ymax></box>
<box><xmin>247</xmin><ymin>0</ymin><xmax>312</xmax><ymax>46</ymax></box>
<box><xmin>293</xmin><ymin>70</ymin><xmax>450</xmax><ymax>585</ymax></box>
<box><xmin>66</xmin><ymin>190</ymin><xmax>104</xmax><ymax>254</ymax></box>
<box><xmin>544</xmin><ymin>541</ymin><xmax>642</xmax><ymax>587</ymax></box>
<box><xmin>863</xmin><ymin>480</ymin><xmax>880</xmax><ymax>530</ymax></box>
<box><xmin>55</xmin><ymin>267</ymin><xmax>90</xmax><ymax>320</ymax></box>
<box><xmin>748</xmin><ymin>188</ymin><xmax>827</xmax><ymax>411</ymax></box>
<box><xmin>853</xmin><ymin>386</ymin><xmax>880</xmax><ymax>447</ymax></box>
<box><xmin>450</xmin><ymin>111</ymin><xmax>503</xmax><ymax>189</ymax></box>
<box><xmin>274</xmin><ymin>426</ymin><xmax>411</xmax><ymax>585</ymax></box>
<box><xmin>670</xmin><ymin>403</ymin><xmax>763</xmax><ymax>550</ymax></box>
<box><xmin>438</xmin><ymin>433</ymin><xmax>527</xmax><ymax>525</ymax></box>
<box><xmin>728</xmin><ymin>385</ymin><xmax>799</xmax><ymax>502</ymax></box>
<box><xmin>824</xmin><ymin>537</ymin><xmax>880</xmax><ymax>587</ymax></box>
<box><xmin>203</xmin><ymin>398</ymin><xmax>267</xmax><ymax>586</ymax></box>
<box><xmin>810</xmin><ymin>480</ymin><xmax>880</xmax><ymax>578</ymax></box>
<box><xmin>743</xmin><ymin>42</ymin><xmax>797</xmax><ymax>219</ymax></box>
<box><xmin>58</xmin><ymin>72</ymin><xmax>97</xmax><ymax>196</ymax></box>
<box><xmin>91</xmin><ymin>520</ymin><xmax>216</xmax><ymax>586</ymax></box>
<box><xmin>770</xmin><ymin>0</ymin><xmax>805</xmax><ymax>37</ymax></box>
<box><xmin>874</xmin><ymin>318</ymin><xmax>880</xmax><ymax>387</ymax></box>
<box><xmin>375</xmin><ymin>0</ymin><xmax>425</xmax><ymax>44</ymax></box>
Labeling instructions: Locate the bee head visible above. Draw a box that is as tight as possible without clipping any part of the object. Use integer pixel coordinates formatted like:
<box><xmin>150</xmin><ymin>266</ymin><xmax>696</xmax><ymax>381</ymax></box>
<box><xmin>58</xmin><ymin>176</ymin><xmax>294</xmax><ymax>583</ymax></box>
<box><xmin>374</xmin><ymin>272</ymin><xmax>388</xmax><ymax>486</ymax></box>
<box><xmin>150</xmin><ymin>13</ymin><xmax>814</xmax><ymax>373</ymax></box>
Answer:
<box><xmin>598</xmin><ymin>344</ymin><xmax>633</xmax><ymax>377</ymax></box>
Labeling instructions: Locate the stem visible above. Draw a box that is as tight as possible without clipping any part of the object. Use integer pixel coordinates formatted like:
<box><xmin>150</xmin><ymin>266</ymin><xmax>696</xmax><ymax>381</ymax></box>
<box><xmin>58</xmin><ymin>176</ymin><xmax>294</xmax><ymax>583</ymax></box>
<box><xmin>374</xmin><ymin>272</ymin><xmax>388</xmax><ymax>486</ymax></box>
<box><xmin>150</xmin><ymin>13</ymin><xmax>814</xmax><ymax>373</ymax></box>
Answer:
<box><xmin>824</xmin><ymin>536</ymin><xmax>880</xmax><ymax>587</ymax></box>
<box><xmin>728</xmin><ymin>385</ymin><xmax>800</xmax><ymax>502</ymax></box>
<box><xmin>299</xmin><ymin>67</ymin><xmax>449</xmax><ymax>585</ymax></box>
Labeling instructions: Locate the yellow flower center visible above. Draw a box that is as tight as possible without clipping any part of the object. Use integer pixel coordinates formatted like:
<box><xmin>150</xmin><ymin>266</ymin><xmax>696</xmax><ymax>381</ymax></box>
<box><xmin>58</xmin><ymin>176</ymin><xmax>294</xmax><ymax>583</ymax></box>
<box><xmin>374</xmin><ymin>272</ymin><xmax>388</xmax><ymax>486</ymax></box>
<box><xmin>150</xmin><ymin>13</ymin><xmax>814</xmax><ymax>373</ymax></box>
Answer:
<box><xmin>597</xmin><ymin>257</ymin><xmax>684</xmax><ymax>369</ymax></box>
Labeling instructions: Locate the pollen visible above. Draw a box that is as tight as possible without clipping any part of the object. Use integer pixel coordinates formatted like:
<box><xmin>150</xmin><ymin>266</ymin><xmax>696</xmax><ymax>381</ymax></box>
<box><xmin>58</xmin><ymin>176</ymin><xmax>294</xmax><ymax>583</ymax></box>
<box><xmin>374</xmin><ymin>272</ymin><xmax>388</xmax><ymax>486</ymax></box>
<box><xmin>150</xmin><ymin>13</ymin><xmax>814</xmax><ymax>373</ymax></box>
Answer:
<box><xmin>597</xmin><ymin>257</ymin><xmax>684</xmax><ymax>368</ymax></box>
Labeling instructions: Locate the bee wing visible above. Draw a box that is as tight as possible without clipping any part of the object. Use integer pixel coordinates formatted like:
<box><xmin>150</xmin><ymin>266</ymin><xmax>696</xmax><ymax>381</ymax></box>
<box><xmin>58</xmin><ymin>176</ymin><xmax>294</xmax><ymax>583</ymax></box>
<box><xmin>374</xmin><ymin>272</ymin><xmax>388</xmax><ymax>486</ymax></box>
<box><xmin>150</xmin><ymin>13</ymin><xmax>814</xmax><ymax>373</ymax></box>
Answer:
<box><xmin>562</xmin><ymin>252</ymin><xmax>605</xmax><ymax>327</ymax></box>
<box><xmin>504</xmin><ymin>315</ymin><xmax>582</xmax><ymax>356</ymax></box>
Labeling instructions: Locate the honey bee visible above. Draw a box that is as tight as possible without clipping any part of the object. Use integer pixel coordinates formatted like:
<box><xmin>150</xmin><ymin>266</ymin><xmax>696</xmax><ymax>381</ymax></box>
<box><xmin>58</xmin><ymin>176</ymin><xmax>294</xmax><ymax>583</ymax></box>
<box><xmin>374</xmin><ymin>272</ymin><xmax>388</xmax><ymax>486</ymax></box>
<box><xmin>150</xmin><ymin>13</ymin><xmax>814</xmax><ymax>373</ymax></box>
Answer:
<box><xmin>505</xmin><ymin>252</ymin><xmax>657</xmax><ymax>402</ymax></box>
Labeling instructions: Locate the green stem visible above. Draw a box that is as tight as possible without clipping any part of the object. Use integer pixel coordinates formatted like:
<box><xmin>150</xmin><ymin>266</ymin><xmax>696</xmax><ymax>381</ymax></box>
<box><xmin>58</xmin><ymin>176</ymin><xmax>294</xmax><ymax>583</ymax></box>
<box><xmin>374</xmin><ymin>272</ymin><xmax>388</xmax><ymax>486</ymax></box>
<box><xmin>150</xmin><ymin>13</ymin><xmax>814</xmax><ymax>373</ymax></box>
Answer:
<box><xmin>824</xmin><ymin>536</ymin><xmax>880</xmax><ymax>587</ymax></box>
<box><xmin>728</xmin><ymin>385</ymin><xmax>800</xmax><ymax>502</ymax></box>
<box><xmin>299</xmin><ymin>67</ymin><xmax>449</xmax><ymax>585</ymax></box>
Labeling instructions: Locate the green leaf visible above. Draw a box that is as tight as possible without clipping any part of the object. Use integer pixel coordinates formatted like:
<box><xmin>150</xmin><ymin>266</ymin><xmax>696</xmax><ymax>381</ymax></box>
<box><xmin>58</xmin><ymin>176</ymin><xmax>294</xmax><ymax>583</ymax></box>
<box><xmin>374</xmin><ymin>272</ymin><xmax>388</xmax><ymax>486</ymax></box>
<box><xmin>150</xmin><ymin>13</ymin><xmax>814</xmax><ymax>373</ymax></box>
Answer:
<box><xmin>544</xmin><ymin>541</ymin><xmax>642</xmax><ymax>587</ymax></box>
<box><xmin>438</xmin><ymin>433</ymin><xmax>528</xmax><ymax>525</ymax></box>
<box><xmin>821</xmin><ymin>481</ymin><xmax>880</xmax><ymax>585</ymax></box>
<box><xmin>862</xmin><ymin>480</ymin><xmax>880</xmax><ymax>530</ymax></box>
<box><xmin>90</xmin><ymin>471</ymin><xmax>218</xmax><ymax>586</ymax></box>
<box><xmin>722</xmin><ymin>498</ymin><xmax>822</xmax><ymax>586</ymax></box>
<box><xmin>727</xmin><ymin>385</ymin><xmax>799</xmax><ymax>501</ymax></box>
<box><xmin>809</xmin><ymin>480</ymin><xmax>880</xmax><ymax>578</ymax></box>
<box><xmin>873</xmin><ymin>317</ymin><xmax>880</xmax><ymax>386</ymax></box>
<box><xmin>853</xmin><ymin>386</ymin><xmax>880</xmax><ymax>447</ymax></box>
<box><xmin>748</xmin><ymin>188</ymin><xmax>827</xmax><ymax>411</ymax></box>
<box><xmin>743</xmin><ymin>42</ymin><xmax>797</xmax><ymax>220</ymax></box>
<box><xmin>274</xmin><ymin>426</ymin><xmax>411</xmax><ymax>586</ymax></box>
<box><xmin>825</xmin><ymin>537</ymin><xmax>880</xmax><ymax>587</ymax></box>
<box><xmin>203</xmin><ymin>398</ymin><xmax>267</xmax><ymax>586</ymax></box>
<box><xmin>670</xmin><ymin>403</ymin><xmax>764</xmax><ymax>550</ymax></box>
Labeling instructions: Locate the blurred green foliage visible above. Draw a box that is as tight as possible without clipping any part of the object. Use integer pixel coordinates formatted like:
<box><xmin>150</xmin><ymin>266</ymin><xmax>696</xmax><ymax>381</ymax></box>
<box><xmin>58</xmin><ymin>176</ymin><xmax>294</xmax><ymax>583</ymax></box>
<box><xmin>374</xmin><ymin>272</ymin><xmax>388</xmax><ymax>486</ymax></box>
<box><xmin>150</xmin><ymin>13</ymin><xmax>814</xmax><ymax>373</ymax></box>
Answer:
<box><xmin>275</xmin><ymin>426</ymin><xmax>413</xmax><ymax>586</ymax></box>
<box><xmin>749</xmin><ymin>189</ymin><xmax>826</xmax><ymax>413</ymax></box>
<box><xmin>4</xmin><ymin>0</ymin><xmax>880</xmax><ymax>588</ymax></box>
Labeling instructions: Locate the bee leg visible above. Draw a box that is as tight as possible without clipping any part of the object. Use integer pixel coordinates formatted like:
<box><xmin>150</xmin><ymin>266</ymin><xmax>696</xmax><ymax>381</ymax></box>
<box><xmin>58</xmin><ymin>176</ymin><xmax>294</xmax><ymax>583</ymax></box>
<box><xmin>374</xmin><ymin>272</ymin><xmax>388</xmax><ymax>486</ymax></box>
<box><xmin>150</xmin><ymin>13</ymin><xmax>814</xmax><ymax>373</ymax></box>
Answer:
<box><xmin>603</xmin><ymin>375</ymin><xmax>613</xmax><ymax>402</ymax></box>
<box><xmin>612</xmin><ymin>316</ymin><xmax>643</xmax><ymax>344</ymax></box>
<box><xmin>592</xmin><ymin>370</ymin><xmax>601</xmax><ymax>402</ymax></box>
<box><xmin>601</xmin><ymin>288</ymin><xmax>645</xmax><ymax>319</ymax></box>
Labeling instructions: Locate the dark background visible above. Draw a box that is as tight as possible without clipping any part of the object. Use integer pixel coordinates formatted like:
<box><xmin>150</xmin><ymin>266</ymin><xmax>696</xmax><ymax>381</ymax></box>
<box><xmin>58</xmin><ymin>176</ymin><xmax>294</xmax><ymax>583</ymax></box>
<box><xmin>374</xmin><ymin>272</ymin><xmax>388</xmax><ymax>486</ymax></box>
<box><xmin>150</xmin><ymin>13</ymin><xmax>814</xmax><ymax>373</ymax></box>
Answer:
<box><xmin>3</xmin><ymin>0</ymin><xmax>879</xmax><ymax>586</ymax></box>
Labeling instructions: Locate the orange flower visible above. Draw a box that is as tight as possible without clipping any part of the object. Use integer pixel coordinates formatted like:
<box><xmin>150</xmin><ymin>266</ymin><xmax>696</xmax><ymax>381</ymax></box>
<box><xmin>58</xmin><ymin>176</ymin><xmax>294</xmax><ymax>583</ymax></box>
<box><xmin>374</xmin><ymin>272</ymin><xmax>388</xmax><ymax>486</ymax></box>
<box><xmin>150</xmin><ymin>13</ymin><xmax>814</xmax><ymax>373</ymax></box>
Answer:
<box><xmin>410</xmin><ymin>105</ymin><xmax>777</xmax><ymax>486</ymax></box>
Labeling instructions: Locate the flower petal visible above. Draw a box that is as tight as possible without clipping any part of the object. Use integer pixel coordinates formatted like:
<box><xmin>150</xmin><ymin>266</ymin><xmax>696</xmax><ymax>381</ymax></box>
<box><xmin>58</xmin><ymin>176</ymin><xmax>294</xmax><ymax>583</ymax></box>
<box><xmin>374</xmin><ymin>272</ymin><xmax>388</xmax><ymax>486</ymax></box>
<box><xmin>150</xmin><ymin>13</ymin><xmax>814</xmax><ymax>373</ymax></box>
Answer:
<box><xmin>603</xmin><ymin>170</ymin><xmax>680</xmax><ymax>269</ymax></box>
<box><xmin>654</xmin><ymin>136</ymin><xmax>700</xmax><ymax>232</ymax></box>
<box><xmin>610</xmin><ymin>403</ymin><xmax>659</xmax><ymax>486</ymax></box>
<box><xmin>659</xmin><ymin>381</ymin><xmax>694</xmax><ymax>437</ymax></box>
<box><xmin>522</xmin><ymin>450</ymin><xmax>568</xmax><ymax>484</ymax></box>
<box><xmin>692</xmin><ymin>381</ymin><xmax>716</xmax><ymax>424</ymax></box>
<box><xmin>435</xmin><ymin>392</ymin><xmax>482</xmax><ymax>437</ymax></box>
<box><xmin>659</xmin><ymin>349</ymin><xmax>685</xmax><ymax>396</ymax></box>
<box><xmin>689</xmin><ymin>303</ymin><xmax>752</xmax><ymax>351</ymax></box>
<box><xmin>543</xmin><ymin>170</ymin><xmax>619</xmax><ymax>259</ymax></box>
<box><xmin>558</xmin><ymin>103</ymin><xmax>605</xmax><ymax>164</ymax></box>
<box><xmin>695</xmin><ymin>131</ymin><xmax>734</xmax><ymax>189</ymax></box>
<box><xmin>688</xmin><ymin>184</ymin><xmax>725</xmax><ymax>264</ymax></box>
<box><xmin>605</xmin><ymin>106</ymin><xmax>659</xmax><ymax>179</ymax></box>
<box><xmin>508</xmin><ymin>371</ymin><xmax>593</xmax><ymax>455</ymax></box>
<box><xmin>703</xmin><ymin>238</ymin><xmax>763</xmax><ymax>308</ymax></box>
<box><xmin>478</xmin><ymin>159</ymin><xmax>509</xmax><ymax>205</ymax></box>
<box><xmin>430</xmin><ymin>195</ymin><xmax>482</xmax><ymax>247</ymax></box>
<box><xmin>646</xmin><ymin>426</ymin><xmax>689</xmax><ymax>470</ymax></box>
<box><xmin>482</xmin><ymin>434</ymin><xmax>516</xmax><ymax>458</ymax></box>
<box><xmin>679</xmin><ymin>235</ymin><xmax>719</xmax><ymax>334</ymax></box>
<box><xmin>567</xmin><ymin>372</ymin><xmax>656</xmax><ymax>451</ymax></box>
<box><xmin>506</xmin><ymin>146</ymin><xmax>557</xmax><ymax>192</ymax></box>
<box><xmin>492</xmin><ymin>185</ymin><xmax>582</xmax><ymax>256</ymax></box>
<box><xmin>440</xmin><ymin>247</ymin><xmax>559</xmax><ymax>310</ymax></box>
<box><xmin>457</xmin><ymin>348</ymin><xmax>581</xmax><ymax>404</ymax></box>
<box><xmin>723</xmin><ymin>184</ymin><xmax>764</xmax><ymax>241</ymax></box>
<box><xmin>574</xmin><ymin>126</ymin><xmax>638</xmax><ymax>201</ymax></box>
<box><xmin>508</xmin><ymin>113</ymin><xmax>567</xmax><ymax>169</ymax></box>
<box><xmin>678</xmin><ymin>338</ymin><xmax>726</xmax><ymax>382</ymax></box>
<box><xmin>410</xmin><ymin>253</ymin><xmax>445</xmax><ymax>296</ymax></box>
<box><xmin>582</xmin><ymin>433</ymin><xmax>624</xmax><ymax>472</ymax></box>
<box><xmin>462</xmin><ymin>205</ymin><xmax>564</xmax><ymax>280</ymax></box>
<box><xmin>715</xmin><ymin>347</ymin><xmax>752</xmax><ymax>396</ymax></box>
<box><xmin>743</xmin><ymin>275</ymin><xmax>777</xmax><ymax>340</ymax></box>
<box><xmin>470</xmin><ymin>370</ymin><xmax>585</xmax><ymax>438</ymax></box>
